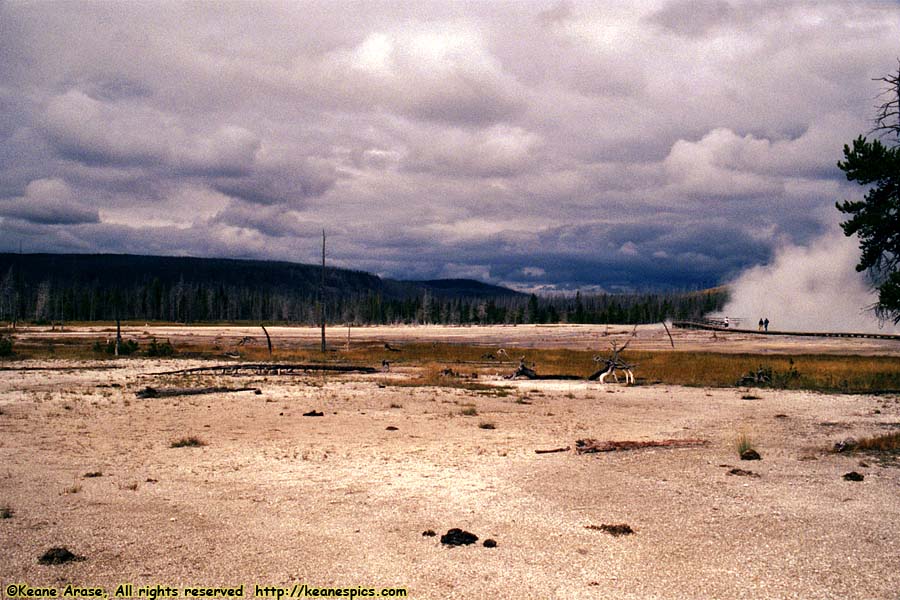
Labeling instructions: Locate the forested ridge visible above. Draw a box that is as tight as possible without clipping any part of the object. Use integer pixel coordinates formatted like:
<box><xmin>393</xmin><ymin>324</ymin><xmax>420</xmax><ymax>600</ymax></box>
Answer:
<box><xmin>0</xmin><ymin>253</ymin><xmax>725</xmax><ymax>325</ymax></box>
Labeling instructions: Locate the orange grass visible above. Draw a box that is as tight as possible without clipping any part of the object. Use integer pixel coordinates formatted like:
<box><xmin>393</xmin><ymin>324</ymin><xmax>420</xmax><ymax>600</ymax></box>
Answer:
<box><xmin>4</xmin><ymin>334</ymin><xmax>899</xmax><ymax>393</ymax></box>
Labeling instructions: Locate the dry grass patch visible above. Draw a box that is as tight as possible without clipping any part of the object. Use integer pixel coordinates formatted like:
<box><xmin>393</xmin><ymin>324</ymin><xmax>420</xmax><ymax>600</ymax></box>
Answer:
<box><xmin>856</xmin><ymin>431</ymin><xmax>900</xmax><ymax>453</ymax></box>
<box><xmin>170</xmin><ymin>436</ymin><xmax>207</xmax><ymax>448</ymax></box>
<box><xmin>635</xmin><ymin>352</ymin><xmax>900</xmax><ymax>392</ymax></box>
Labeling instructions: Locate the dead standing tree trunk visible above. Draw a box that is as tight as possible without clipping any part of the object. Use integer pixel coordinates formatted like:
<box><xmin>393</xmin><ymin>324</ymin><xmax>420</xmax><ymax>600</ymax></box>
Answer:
<box><xmin>320</xmin><ymin>229</ymin><xmax>326</xmax><ymax>353</ymax></box>
<box><xmin>260</xmin><ymin>325</ymin><xmax>273</xmax><ymax>356</ymax></box>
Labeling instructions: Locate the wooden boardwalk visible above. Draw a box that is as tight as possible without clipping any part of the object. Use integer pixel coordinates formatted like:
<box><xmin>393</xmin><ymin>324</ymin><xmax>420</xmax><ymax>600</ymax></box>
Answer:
<box><xmin>672</xmin><ymin>321</ymin><xmax>900</xmax><ymax>341</ymax></box>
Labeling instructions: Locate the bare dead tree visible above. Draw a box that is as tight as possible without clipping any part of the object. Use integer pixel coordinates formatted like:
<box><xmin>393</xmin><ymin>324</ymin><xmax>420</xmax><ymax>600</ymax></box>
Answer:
<box><xmin>589</xmin><ymin>325</ymin><xmax>638</xmax><ymax>384</ymax></box>
<box><xmin>661</xmin><ymin>320</ymin><xmax>675</xmax><ymax>348</ymax></box>
<box><xmin>873</xmin><ymin>59</ymin><xmax>900</xmax><ymax>142</ymax></box>
<box><xmin>260</xmin><ymin>325</ymin><xmax>273</xmax><ymax>355</ymax></box>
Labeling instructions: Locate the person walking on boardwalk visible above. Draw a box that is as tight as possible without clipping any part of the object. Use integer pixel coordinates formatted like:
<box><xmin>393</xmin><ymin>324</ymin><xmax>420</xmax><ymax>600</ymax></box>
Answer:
<box><xmin>758</xmin><ymin>318</ymin><xmax>764</xmax><ymax>331</ymax></box>
<box><xmin>764</xmin><ymin>318</ymin><xmax>769</xmax><ymax>332</ymax></box>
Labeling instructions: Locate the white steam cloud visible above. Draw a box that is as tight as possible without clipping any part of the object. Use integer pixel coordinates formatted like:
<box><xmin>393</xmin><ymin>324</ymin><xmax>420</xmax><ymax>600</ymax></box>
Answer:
<box><xmin>722</xmin><ymin>231</ymin><xmax>900</xmax><ymax>334</ymax></box>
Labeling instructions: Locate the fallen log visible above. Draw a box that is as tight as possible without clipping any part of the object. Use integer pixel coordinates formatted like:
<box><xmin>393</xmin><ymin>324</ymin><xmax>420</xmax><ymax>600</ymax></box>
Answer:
<box><xmin>507</xmin><ymin>362</ymin><xmax>538</xmax><ymax>379</ymax></box>
<box><xmin>136</xmin><ymin>386</ymin><xmax>260</xmax><ymax>399</ymax></box>
<box><xmin>535</xmin><ymin>446</ymin><xmax>571</xmax><ymax>454</ymax></box>
<box><xmin>575</xmin><ymin>438</ymin><xmax>709</xmax><ymax>454</ymax></box>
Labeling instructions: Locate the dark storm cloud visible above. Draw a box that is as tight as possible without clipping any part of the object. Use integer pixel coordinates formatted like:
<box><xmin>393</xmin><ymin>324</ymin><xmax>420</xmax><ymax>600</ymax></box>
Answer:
<box><xmin>0</xmin><ymin>0</ymin><xmax>898</xmax><ymax>291</ymax></box>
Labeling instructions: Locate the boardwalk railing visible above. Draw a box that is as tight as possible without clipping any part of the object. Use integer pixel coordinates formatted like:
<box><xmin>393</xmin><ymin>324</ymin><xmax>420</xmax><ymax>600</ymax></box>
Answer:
<box><xmin>672</xmin><ymin>320</ymin><xmax>900</xmax><ymax>341</ymax></box>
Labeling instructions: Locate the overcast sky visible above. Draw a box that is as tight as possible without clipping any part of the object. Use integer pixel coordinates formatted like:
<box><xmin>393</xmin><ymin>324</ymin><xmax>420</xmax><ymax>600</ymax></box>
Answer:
<box><xmin>0</xmin><ymin>1</ymin><xmax>897</xmax><ymax>291</ymax></box>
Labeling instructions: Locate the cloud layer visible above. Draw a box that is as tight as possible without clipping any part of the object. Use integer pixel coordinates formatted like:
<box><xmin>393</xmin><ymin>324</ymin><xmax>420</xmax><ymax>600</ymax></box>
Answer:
<box><xmin>0</xmin><ymin>1</ymin><xmax>898</xmax><ymax>292</ymax></box>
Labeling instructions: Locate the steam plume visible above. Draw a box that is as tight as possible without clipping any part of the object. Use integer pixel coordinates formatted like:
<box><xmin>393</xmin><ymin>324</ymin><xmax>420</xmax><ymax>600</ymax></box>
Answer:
<box><xmin>722</xmin><ymin>231</ymin><xmax>899</xmax><ymax>333</ymax></box>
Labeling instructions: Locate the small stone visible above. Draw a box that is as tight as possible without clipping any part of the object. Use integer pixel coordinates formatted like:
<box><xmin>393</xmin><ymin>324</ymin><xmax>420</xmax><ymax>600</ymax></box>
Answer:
<box><xmin>586</xmin><ymin>523</ymin><xmax>634</xmax><ymax>536</ymax></box>
<box><xmin>302</xmin><ymin>410</ymin><xmax>324</xmax><ymax>417</ymax></box>
<box><xmin>38</xmin><ymin>547</ymin><xmax>84</xmax><ymax>565</ymax></box>
<box><xmin>440</xmin><ymin>528</ymin><xmax>478</xmax><ymax>546</ymax></box>
<box><xmin>386</xmin><ymin>426</ymin><xmax>398</xmax><ymax>431</ymax></box>
<box><xmin>843</xmin><ymin>471</ymin><xmax>864</xmax><ymax>481</ymax></box>
<box><xmin>422</xmin><ymin>529</ymin><xmax>436</xmax><ymax>537</ymax></box>
<box><xmin>834</xmin><ymin>438</ymin><xmax>858</xmax><ymax>453</ymax></box>
<box><xmin>727</xmin><ymin>468</ymin><xmax>760</xmax><ymax>478</ymax></box>
<box><xmin>740</xmin><ymin>449</ymin><xmax>761</xmax><ymax>461</ymax></box>
<box><xmin>483</xmin><ymin>539</ymin><xmax>497</xmax><ymax>548</ymax></box>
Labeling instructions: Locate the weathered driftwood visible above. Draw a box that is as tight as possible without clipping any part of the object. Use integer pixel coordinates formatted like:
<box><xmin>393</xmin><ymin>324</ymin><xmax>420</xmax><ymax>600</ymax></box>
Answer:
<box><xmin>575</xmin><ymin>438</ymin><xmax>709</xmax><ymax>454</ymax></box>
<box><xmin>136</xmin><ymin>386</ymin><xmax>260</xmax><ymax>399</ymax></box>
<box><xmin>590</xmin><ymin>332</ymin><xmax>638</xmax><ymax>384</ymax></box>
<box><xmin>154</xmin><ymin>363</ymin><xmax>378</xmax><ymax>376</ymax></box>
<box><xmin>505</xmin><ymin>359</ymin><xmax>585</xmax><ymax>381</ymax></box>
<box><xmin>534</xmin><ymin>446</ymin><xmax>571</xmax><ymax>454</ymax></box>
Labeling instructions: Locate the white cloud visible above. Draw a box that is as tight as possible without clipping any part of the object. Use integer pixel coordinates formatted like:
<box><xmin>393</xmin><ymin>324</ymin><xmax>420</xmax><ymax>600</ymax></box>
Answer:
<box><xmin>0</xmin><ymin>178</ymin><xmax>99</xmax><ymax>224</ymax></box>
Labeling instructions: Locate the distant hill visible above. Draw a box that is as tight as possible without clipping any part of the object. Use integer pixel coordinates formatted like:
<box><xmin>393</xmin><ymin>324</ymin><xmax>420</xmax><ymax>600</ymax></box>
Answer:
<box><xmin>0</xmin><ymin>253</ymin><xmax>723</xmax><ymax>325</ymax></box>
<box><xmin>0</xmin><ymin>253</ymin><xmax>524</xmax><ymax>323</ymax></box>
<box><xmin>0</xmin><ymin>253</ymin><xmax>523</xmax><ymax>298</ymax></box>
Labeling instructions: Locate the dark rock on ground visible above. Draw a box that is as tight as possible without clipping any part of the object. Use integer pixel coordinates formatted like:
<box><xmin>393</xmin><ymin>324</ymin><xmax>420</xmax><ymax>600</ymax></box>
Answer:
<box><xmin>483</xmin><ymin>539</ymin><xmax>497</xmax><ymax>548</ymax></box>
<box><xmin>386</xmin><ymin>426</ymin><xmax>398</xmax><ymax>431</ymax></box>
<box><xmin>440</xmin><ymin>528</ymin><xmax>479</xmax><ymax>546</ymax></box>
<box><xmin>422</xmin><ymin>530</ymin><xmax>436</xmax><ymax>537</ymax></box>
<box><xmin>843</xmin><ymin>471</ymin><xmax>864</xmax><ymax>481</ymax></box>
<box><xmin>586</xmin><ymin>523</ymin><xmax>634</xmax><ymax>536</ymax></box>
<box><xmin>727</xmin><ymin>468</ymin><xmax>760</xmax><ymax>477</ymax></box>
<box><xmin>38</xmin><ymin>547</ymin><xmax>84</xmax><ymax>565</ymax></box>
<box><xmin>740</xmin><ymin>449</ymin><xmax>761</xmax><ymax>461</ymax></box>
<box><xmin>302</xmin><ymin>410</ymin><xmax>324</xmax><ymax>417</ymax></box>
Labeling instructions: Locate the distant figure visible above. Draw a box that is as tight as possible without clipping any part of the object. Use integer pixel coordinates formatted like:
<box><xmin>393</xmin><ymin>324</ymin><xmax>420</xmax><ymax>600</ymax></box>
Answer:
<box><xmin>764</xmin><ymin>318</ymin><xmax>769</xmax><ymax>332</ymax></box>
<box><xmin>723</xmin><ymin>316</ymin><xmax>729</xmax><ymax>328</ymax></box>
<box><xmin>758</xmin><ymin>318</ymin><xmax>764</xmax><ymax>331</ymax></box>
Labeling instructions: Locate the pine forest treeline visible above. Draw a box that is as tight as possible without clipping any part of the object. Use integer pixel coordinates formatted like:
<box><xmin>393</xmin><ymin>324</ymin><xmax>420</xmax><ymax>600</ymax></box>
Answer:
<box><xmin>0</xmin><ymin>254</ymin><xmax>726</xmax><ymax>326</ymax></box>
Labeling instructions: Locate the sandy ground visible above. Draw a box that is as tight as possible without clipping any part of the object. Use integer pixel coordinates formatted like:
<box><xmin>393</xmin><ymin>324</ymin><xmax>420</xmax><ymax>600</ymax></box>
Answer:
<box><xmin>14</xmin><ymin>322</ymin><xmax>900</xmax><ymax>356</ymax></box>
<box><xmin>1</xmin><ymin>326</ymin><xmax>900</xmax><ymax>599</ymax></box>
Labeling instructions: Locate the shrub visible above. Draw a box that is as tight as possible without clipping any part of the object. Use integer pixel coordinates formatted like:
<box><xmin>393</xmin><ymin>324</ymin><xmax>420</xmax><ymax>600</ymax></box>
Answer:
<box><xmin>147</xmin><ymin>338</ymin><xmax>175</xmax><ymax>357</ymax></box>
<box><xmin>94</xmin><ymin>339</ymin><xmax>140</xmax><ymax>355</ymax></box>
<box><xmin>736</xmin><ymin>360</ymin><xmax>800</xmax><ymax>388</ymax></box>
<box><xmin>0</xmin><ymin>336</ymin><xmax>13</xmax><ymax>357</ymax></box>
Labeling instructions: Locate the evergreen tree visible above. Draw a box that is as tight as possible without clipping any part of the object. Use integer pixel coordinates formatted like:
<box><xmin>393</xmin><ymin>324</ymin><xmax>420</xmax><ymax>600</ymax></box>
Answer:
<box><xmin>837</xmin><ymin>62</ymin><xmax>900</xmax><ymax>324</ymax></box>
